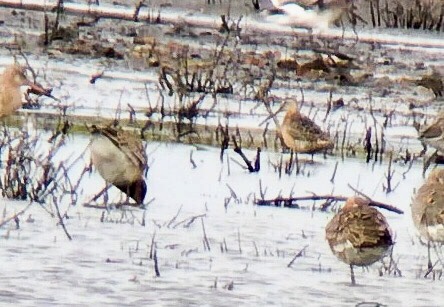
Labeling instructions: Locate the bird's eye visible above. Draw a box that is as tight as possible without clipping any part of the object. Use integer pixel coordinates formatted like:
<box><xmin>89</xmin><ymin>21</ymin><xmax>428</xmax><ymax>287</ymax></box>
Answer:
<box><xmin>20</xmin><ymin>69</ymin><xmax>28</xmax><ymax>80</ymax></box>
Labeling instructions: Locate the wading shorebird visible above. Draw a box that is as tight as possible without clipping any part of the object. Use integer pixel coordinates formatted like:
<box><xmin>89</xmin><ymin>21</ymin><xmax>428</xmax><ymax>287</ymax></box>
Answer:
<box><xmin>280</xmin><ymin>100</ymin><xmax>333</xmax><ymax>154</ymax></box>
<box><xmin>264</xmin><ymin>0</ymin><xmax>349</xmax><ymax>32</ymax></box>
<box><xmin>89</xmin><ymin>125</ymin><xmax>147</xmax><ymax>206</ymax></box>
<box><xmin>414</xmin><ymin>72</ymin><xmax>443</xmax><ymax>98</ymax></box>
<box><xmin>417</xmin><ymin>114</ymin><xmax>444</xmax><ymax>174</ymax></box>
<box><xmin>0</xmin><ymin>64</ymin><xmax>51</xmax><ymax>117</ymax></box>
<box><xmin>325</xmin><ymin>196</ymin><xmax>394</xmax><ymax>285</ymax></box>
<box><xmin>418</xmin><ymin>114</ymin><xmax>444</xmax><ymax>153</ymax></box>
<box><xmin>411</xmin><ymin>168</ymin><xmax>444</xmax><ymax>273</ymax></box>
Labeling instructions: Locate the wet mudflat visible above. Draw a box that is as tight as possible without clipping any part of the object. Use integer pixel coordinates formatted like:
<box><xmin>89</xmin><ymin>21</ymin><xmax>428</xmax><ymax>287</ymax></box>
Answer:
<box><xmin>0</xmin><ymin>0</ymin><xmax>443</xmax><ymax>306</ymax></box>
<box><xmin>0</xmin><ymin>139</ymin><xmax>441</xmax><ymax>306</ymax></box>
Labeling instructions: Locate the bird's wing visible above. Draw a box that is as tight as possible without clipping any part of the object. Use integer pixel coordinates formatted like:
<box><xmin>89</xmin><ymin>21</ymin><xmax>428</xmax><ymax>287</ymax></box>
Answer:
<box><xmin>285</xmin><ymin>114</ymin><xmax>329</xmax><ymax>142</ymax></box>
<box><xmin>279</xmin><ymin>3</ymin><xmax>307</xmax><ymax>15</ymax></box>
<box><xmin>99</xmin><ymin>126</ymin><xmax>147</xmax><ymax>170</ymax></box>
<box><xmin>413</xmin><ymin>176</ymin><xmax>444</xmax><ymax>228</ymax></box>
<box><xmin>327</xmin><ymin>206</ymin><xmax>393</xmax><ymax>249</ymax></box>
<box><xmin>420</xmin><ymin>121</ymin><xmax>443</xmax><ymax>139</ymax></box>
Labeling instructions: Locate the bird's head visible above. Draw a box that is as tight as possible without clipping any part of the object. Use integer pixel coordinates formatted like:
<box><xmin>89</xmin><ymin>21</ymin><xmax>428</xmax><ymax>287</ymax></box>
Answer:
<box><xmin>3</xmin><ymin>64</ymin><xmax>56</xmax><ymax>99</ymax></box>
<box><xmin>4</xmin><ymin>64</ymin><xmax>29</xmax><ymax>87</ymax></box>
<box><xmin>343</xmin><ymin>196</ymin><xmax>370</xmax><ymax>210</ymax></box>
<box><xmin>283</xmin><ymin>99</ymin><xmax>301</xmax><ymax>117</ymax></box>
<box><xmin>129</xmin><ymin>179</ymin><xmax>147</xmax><ymax>206</ymax></box>
<box><xmin>427</xmin><ymin>168</ymin><xmax>444</xmax><ymax>185</ymax></box>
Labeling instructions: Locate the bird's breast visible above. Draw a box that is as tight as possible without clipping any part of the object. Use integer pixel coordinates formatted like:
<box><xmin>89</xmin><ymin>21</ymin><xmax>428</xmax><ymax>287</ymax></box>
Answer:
<box><xmin>90</xmin><ymin>136</ymin><xmax>140</xmax><ymax>185</ymax></box>
<box><xmin>329</xmin><ymin>240</ymin><xmax>392</xmax><ymax>266</ymax></box>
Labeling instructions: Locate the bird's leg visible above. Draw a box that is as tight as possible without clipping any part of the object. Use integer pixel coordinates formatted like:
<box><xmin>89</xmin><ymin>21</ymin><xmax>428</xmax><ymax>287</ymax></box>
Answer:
<box><xmin>428</xmin><ymin>240</ymin><xmax>433</xmax><ymax>270</ymax></box>
<box><xmin>125</xmin><ymin>187</ymin><xmax>131</xmax><ymax>205</ymax></box>
<box><xmin>295</xmin><ymin>152</ymin><xmax>300</xmax><ymax>174</ymax></box>
<box><xmin>423</xmin><ymin>150</ymin><xmax>438</xmax><ymax>177</ymax></box>
<box><xmin>350</xmin><ymin>264</ymin><xmax>356</xmax><ymax>285</ymax></box>
<box><xmin>287</xmin><ymin>149</ymin><xmax>294</xmax><ymax>174</ymax></box>
<box><xmin>424</xmin><ymin>240</ymin><xmax>442</xmax><ymax>278</ymax></box>
<box><xmin>88</xmin><ymin>156</ymin><xmax>93</xmax><ymax>174</ymax></box>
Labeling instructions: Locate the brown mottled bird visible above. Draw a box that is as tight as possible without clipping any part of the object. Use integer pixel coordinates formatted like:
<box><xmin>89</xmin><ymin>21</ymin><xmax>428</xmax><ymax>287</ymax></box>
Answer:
<box><xmin>418</xmin><ymin>114</ymin><xmax>444</xmax><ymax>153</ymax></box>
<box><xmin>0</xmin><ymin>64</ymin><xmax>50</xmax><ymax>117</ymax></box>
<box><xmin>325</xmin><ymin>196</ymin><xmax>394</xmax><ymax>285</ymax></box>
<box><xmin>411</xmin><ymin>168</ymin><xmax>444</xmax><ymax>270</ymax></box>
<box><xmin>89</xmin><ymin>125</ymin><xmax>147</xmax><ymax>206</ymax></box>
<box><xmin>414</xmin><ymin>72</ymin><xmax>443</xmax><ymax>98</ymax></box>
<box><xmin>281</xmin><ymin>100</ymin><xmax>333</xmax><ymax>154</ymax></box>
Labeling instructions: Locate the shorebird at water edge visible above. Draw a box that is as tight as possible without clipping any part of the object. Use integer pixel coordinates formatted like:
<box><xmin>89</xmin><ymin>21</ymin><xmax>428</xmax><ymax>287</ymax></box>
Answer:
<box><xmin>89</xmin><ymin>125</ymin><xmax>147</xmax><ymax>206</ymax></box>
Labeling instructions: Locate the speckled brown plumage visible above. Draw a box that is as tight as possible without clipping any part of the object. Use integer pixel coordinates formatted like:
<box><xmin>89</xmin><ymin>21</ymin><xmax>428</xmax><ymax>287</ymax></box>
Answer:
<box><xmin>325</xmin><ymin>196</ymin><xmax>393</xmax><ymax>284</ymax></box>
<box><xmin>411</xmin><ymin>168</ymin><xmax>444</xmax><ymax>243</ymax></box>
<box><xmin>414</xmin><ymin>73</ymin><xmax>443</xmax><ymax>98</ymax></box>
<box><xmin>1</xmin><ymin>65</ymin><xmax>33</xmax><ymax>117</ymax></box>
<box><xmin>90</xmin><ymin>125</ymin><xmax>147</xmax><ymax>205</ymax></box>
<box><xmin>281</xmin><ymin>102</ymin><xmax>333</xmax><ymax>154</ymax></box>
<box><xmin>92</xmin><ymin>125</ymin><xmax>147</xmax><ymax>170</ymax></box>
<box><xmin>326</xmin><ymin>196</ymin><xmax>393</xmax><ymax>265</ymax></box>
<box><xmin>0</xmin><ymin>64</ymin><xmax>52</xmax><ymax>117</ymax></box>
<box><xmin>419</xmin><ymin>115</ymin><xmax>444</xmax><ymax>153</ymax></box>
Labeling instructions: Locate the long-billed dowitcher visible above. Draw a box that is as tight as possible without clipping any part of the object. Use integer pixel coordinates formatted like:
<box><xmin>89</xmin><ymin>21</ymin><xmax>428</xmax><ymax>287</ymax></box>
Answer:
<box><xmin>419</xmin><ymin>114</ymin><xmax>444</xmax><ymax>153</ymax></box>
<box><xmin>411</xmin><ymin>168</ymin><xmax>444</xmax><ymax>271</ymax></box>
<box><xmin>0</xmin><ymin>64</ymin><xmax>49</xmax><ymax>117</ymax></box>
<box><xmin>325</xmin><ymin>196</ymin><xmax>394</xmax><ymax>285</ymax></box>
<box><xmin>89</xmin><ymin>125</ymin><xmax>147</xmax><ymax>206</ymax></box>
<box><xmin>414</xmin><ymin>72</ymin><xmax>443</xmax><ymax>98</ymax></box>
<box><xmin>281</xmin><ymin>100</ymin><xmax>333</xmax><ymax>154</ymax></box>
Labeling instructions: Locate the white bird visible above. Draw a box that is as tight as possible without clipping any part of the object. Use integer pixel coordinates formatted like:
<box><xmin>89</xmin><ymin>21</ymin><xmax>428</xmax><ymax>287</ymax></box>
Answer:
<box><xmin>264</xmin><ymin>0</ymin><xmax>348</xmax><ymax>32</ymax></box>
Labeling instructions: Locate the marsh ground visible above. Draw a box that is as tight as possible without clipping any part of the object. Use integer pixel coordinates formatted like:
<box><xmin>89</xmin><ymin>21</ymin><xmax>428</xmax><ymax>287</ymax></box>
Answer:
<box><xmin>0</xmin><ymin>0</ymin><xmax>443</xmax><ymax>306</ymax></box>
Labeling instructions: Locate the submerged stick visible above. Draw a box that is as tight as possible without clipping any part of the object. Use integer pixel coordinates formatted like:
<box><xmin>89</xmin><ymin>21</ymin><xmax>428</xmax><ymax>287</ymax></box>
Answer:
<box><xmin>330</xmin><ymin>161</ymin><xmax>338</xmax><ymax>183</ymax></box>
<box><xmin>0</xmin><ymin>201</ymin><xmax>33</xmax><ymax>228</ymax></box>
<box><xmin>255</xmin><ymin>195</ymin><xmax>346</xmax><ymax>208</ymax></box>
<box><xmin>54</xmin><ymin>200</ymin><xmax>72</xmax><ymax>240</ymax></box>
<box><xmin>232</xmin><ymin>135</ymin><xmax>256</xmax><ymax>172</ymax></box>
<box><xmin>287</xmin><ymin>245</ymin><xmax>308</xmax><ymax>267</ymax></box>
<box><xmin>347</xmin><ymin>184</ymin><xmax>404</xmax><ymax>214</ymax></box>
<box><xmin>256</xmin><ymin>194</ymin><xmax>404</xmax><ymax>214</ymax></box>
<box><xmin>365</xmin><ymin>127</ymin><xmax>372</xmax><ymax>163</ymax></box>
<box><xmin>384</xmin><ymin>151</ymin><xmax>395</xmax><ymax>193</ymax></box>
<box><xmin>149</xmin><ymin>231</ymin><xmax>156</xmax><ymax>260</ymax></box>
<box><xmin>153</xmin><ymin>248</ymin><xmax>160</xmax><ymax>277</ymax></box>
<box><xmin>201</xmin><ymin>217</ymin><xmax>211</xmax><ymax>251</ymax></box>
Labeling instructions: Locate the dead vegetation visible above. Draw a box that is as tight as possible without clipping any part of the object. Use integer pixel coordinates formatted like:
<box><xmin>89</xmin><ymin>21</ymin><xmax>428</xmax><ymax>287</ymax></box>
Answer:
<box><xmin>0</xmin><ymin>1</ymin><xmax>441</xmax><ymax>279</ymax></box>
<box><xmin>366</xmin><ymin>0</ymin><xmax>444</xmax><ymax>31</ymax></box>
<box><xmin>0</xmin><ymin>114</ymin><xmax>78</xmax><ymax>239</ymax></box>
<box><xmin>0</xmin><ymin>0</ymin><xmax>436</xmax><ymax>213</ymax></box>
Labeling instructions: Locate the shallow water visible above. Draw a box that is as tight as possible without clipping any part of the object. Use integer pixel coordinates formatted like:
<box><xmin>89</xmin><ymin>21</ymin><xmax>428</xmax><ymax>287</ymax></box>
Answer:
<box><xmin>0</xmin><ymin>0</ymin><xmax>443</xmax><ymax>305</ymax></box>
<box><xmin>0</xmin><ymin>138</ymin><xmax>442</xmax><ymax>306</ymax></box>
